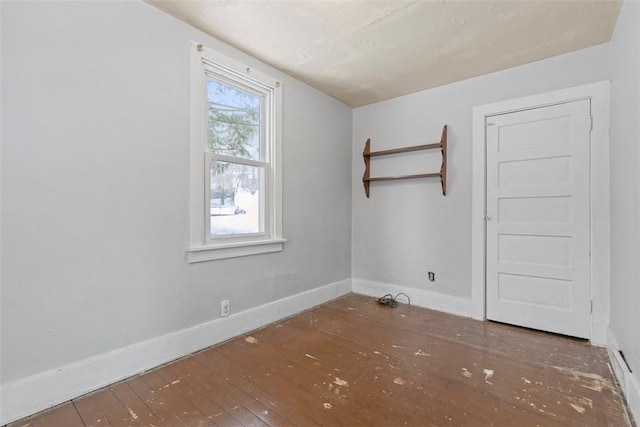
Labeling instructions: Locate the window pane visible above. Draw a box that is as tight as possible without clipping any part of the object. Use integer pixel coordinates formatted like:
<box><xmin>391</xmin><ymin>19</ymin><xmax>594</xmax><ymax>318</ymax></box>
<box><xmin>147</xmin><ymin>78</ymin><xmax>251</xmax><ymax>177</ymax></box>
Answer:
<box><xmin>206</xmin><ymin>77</ymin><xmax>261</xmax><ymax>161</ymax></box>
<box><xmin>210</xmin><ymin>160</ymin><xmax>264</xmax><ymax>236</ymax></box>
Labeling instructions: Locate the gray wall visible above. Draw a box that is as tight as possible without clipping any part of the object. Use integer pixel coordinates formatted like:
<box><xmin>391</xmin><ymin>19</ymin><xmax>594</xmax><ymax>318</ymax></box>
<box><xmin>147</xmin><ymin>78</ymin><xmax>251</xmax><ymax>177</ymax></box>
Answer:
<box><xmin>0</xmin><ymin>1</ymin><xmax>352</xmax><ymax>384</ymax></box>
<box><xmin>610</xmin><ymin>0</ymin><xmax>640</xmax><ymax>377</ymax></box>
<box><xmin>352</xmin><ymin>44</ymin><xmax>610</xmax><ymax>299</ymax></box>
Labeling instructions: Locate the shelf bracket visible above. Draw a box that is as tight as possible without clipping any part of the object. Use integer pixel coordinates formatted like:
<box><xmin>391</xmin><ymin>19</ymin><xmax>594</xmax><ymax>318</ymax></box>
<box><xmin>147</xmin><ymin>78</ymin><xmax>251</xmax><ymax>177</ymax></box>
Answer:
<box><xmin>363</xmin><ymin>138</ymin><xmax>371</xmax><ymax>197</ymax></box>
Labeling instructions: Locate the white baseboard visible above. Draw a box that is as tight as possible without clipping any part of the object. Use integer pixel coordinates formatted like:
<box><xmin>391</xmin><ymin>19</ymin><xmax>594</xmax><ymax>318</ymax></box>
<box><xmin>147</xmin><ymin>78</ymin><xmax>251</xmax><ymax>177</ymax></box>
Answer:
<box><xmin>0</xmin><ymin>279</ymin><xmax>352</xmax><ymax>425</ymax></box>
<box><xmin>352</xmin><ymin>278</ymin><xmax>472</xmax><ymax>318</ymax></box>
<box><xmin>607</xmin><ymin>327</ymin><xmax>640</xmax><ymax>424</ymax></box>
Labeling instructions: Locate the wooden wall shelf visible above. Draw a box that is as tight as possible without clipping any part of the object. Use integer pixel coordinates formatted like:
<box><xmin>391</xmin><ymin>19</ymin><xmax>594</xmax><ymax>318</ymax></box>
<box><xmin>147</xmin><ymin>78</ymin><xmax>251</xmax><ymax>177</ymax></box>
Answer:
<box><xmin>362</xmin><ymin>125</ymin><xmax>447</xmax><ymax>197</ymax></box>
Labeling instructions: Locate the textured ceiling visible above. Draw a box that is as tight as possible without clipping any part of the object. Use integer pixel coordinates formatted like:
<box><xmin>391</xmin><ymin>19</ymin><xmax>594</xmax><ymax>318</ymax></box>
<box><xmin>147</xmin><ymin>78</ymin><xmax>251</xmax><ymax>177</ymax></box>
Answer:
<box><xmin>148</xmin><ymin>0</ymin><xmax>621</xmax><ymax>107</ymax></box>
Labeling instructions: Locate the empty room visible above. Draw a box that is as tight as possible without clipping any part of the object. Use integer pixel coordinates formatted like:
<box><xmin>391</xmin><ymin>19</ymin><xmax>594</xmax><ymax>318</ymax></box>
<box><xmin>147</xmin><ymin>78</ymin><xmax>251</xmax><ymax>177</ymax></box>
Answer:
<box><xmin>1</xmin><ymin>0</ymin><xmax>639</xmax><ymax>425</ymax></box>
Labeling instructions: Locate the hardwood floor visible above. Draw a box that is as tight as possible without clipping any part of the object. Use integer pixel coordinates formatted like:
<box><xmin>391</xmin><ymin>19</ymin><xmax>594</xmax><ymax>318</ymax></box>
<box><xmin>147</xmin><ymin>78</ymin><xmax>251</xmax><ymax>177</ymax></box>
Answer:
<box><xmin>9</xmin><ymin>293</ymin><xmax>633</xmax><ymax>426</ymax></box>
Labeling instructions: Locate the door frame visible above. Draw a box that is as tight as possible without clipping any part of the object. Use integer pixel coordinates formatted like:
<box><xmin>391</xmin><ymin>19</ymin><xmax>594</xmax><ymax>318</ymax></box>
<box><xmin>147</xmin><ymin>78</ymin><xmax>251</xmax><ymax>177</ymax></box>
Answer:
<box><xmin>471</xmin><ymin>81</ymin><xmax>610</xmax><ymax>344</ymax></box>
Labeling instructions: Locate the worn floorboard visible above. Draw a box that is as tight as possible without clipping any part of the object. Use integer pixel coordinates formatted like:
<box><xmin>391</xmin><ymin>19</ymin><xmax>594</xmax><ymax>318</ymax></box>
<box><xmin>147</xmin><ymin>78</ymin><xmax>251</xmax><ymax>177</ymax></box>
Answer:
<box><xmin>8</xmin><ymin>293</ymin><xmax>634</xmax><ymax>426</ymax></box>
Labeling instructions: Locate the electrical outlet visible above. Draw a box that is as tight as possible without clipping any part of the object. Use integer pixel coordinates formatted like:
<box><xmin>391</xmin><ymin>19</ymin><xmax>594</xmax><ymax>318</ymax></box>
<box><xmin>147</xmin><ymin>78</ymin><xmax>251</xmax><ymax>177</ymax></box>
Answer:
<box><xmin>428</xmin><ymin>271</ymin><xmax>435</xmax><ymax>282</ymax></box>
<box><xmin>220</xmin><ymin>299</ymin><xmax>230</xmax><ymax>317</ymax></box>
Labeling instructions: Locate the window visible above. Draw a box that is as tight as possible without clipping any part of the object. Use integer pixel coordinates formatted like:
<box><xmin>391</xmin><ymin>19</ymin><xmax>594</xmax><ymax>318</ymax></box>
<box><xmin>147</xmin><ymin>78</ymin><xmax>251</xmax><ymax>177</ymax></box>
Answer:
<box><xmin>187</xmin><ymin>42</ymin><xmax>284</xmax><ymax>262</ymax></box>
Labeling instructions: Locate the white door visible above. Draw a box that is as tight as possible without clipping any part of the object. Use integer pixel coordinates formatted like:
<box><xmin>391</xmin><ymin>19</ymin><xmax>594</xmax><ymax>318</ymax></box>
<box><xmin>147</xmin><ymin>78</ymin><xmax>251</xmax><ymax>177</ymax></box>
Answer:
<box><xmin>485</xmin><ymin>100</ymin><xmax>591</xmax><ymax>338</ymax></box>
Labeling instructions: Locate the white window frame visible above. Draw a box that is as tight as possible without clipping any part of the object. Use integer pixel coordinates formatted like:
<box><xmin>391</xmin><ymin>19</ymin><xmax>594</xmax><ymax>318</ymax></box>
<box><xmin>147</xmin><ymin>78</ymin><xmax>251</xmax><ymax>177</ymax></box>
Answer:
<box><xmin>187</xmin><ymin>42</ymin><xmax>285</xmax><ymax>262</ymax></box>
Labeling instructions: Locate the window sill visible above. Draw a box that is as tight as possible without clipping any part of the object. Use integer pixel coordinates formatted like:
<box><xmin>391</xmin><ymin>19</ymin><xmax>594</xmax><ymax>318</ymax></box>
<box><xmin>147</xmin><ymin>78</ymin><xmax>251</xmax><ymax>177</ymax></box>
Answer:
<box><xmin>186</xmin><ymin>238</ymin><xmax>286</xmax><ymax>263</ymax></box>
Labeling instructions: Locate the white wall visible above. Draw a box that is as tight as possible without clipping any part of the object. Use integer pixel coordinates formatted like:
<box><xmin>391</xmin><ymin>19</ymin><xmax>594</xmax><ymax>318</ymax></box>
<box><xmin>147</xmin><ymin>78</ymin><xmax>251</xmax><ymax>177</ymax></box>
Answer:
<box><xmin>1</xmin><ymin>0</ymin><xmax>351</xmax><ymax>400</ymax></box>
<box><xmin>352</xmin><ymin>44</ymin><xmax>610</xmax><ymax>307</ymax></box>
<box><xmin>610</xmin><ymin>0</ymin><xmax>640</xmax><ymax>388</ymax></box>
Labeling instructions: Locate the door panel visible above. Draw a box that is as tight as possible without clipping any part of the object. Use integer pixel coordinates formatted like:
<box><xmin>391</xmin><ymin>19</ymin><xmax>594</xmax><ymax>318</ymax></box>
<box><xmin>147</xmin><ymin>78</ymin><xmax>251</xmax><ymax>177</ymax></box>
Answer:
<box><xmin>486</xmin><ymin>100</ymin><xmax>591</xmax><ymax>338</ymax></box>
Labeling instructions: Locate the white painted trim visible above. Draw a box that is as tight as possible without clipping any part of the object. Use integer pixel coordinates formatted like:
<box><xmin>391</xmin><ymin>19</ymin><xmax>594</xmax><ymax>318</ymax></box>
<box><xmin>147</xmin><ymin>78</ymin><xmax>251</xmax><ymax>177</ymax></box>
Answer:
<box><xmin>186</xmin><ymin>238</ymin><xmax>286</xmax><ymax>263</ymax></box>
<box><xmin>352</xmin><ymin>278</ymin><xmax>472</xmax><ymax>318</ymax></box>
<box><xmin>0</xmin><ymin>279</ymin><xmax>352</xmax><ymax>425</ymax></box>
<box><xmin>471</xmin><ymin>81</ymin><xmax>611</xmax><ymax>344</ymax></box>
<box><xmin>607</xmin><ymin>327</ymin><xmax>640</xmax><ymax>424</ymax></box>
